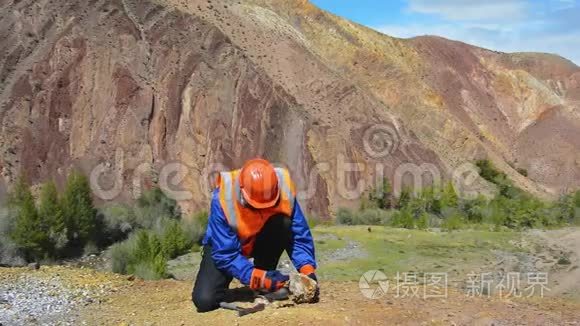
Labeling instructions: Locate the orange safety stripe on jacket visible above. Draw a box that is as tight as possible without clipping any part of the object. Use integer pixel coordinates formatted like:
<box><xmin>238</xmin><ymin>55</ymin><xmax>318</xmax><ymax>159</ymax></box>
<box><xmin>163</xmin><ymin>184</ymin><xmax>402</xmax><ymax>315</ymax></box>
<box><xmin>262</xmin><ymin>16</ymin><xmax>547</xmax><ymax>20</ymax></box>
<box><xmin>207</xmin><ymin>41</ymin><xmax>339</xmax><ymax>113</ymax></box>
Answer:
<box><xmin>216</xmin><ymin>168</ymin><xmax>296</xmax><ymax>256</ymax></box>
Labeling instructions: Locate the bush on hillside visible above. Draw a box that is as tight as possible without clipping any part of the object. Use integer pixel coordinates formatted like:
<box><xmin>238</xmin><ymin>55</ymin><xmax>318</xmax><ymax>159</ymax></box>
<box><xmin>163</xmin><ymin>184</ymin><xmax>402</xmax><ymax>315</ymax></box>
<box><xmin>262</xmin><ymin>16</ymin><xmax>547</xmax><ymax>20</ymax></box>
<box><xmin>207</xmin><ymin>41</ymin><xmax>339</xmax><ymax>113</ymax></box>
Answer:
<box><xmin>391</xmin><ymin>209</ymin><xmax>415</xmax><ymax>229</ymax></box>
<box><xmin>38</xmin><ymin>181</ymin><xmax>66</xmax><ymax>258</ymax></box>
<box><xmin>441</xmin><ymin>209</ymin><xmax>465</xmax><ymax>231</ymax></box>
<box><xmin>8</xmin><ymin>177</ymin><xmax>51</xmax><ymax>261</ymax></box>
<box><xmin>335</xmin><ymin>207</ymin><xmax>393</xmax><ymax>226</ymax></box>
<box><xmin>60</xmin><ymin>171</ymin><xmax>99</xmax><ymax>255</ymax></box>
<box><xmin>336</xmin><ymin>208</ymin><xmax>354</xmax><ymax>225</ymax></box>
<box><xmin>0</xmin><ymin>206</ymin><xmax>25</xmax><ymax>266</ymax></box>
<box><xmin>161</xmin><ymin>219</ymin><xmax>192</xmax><ymax>259</ymax></box>
<box><xmin>368</xmin><ymin>178</ymin><xmax>393</xmax><ymax>210</ymax></box>
<box><xmin>334</xmin><ymin>159</ymin><xmax>575</xmax><ymax>231</ymax></box>
<box><xmin>134</xmin><ymin>188</ymin><xmax>181</xmax><ymax>229</ymax></box>
<box><xmin>109</xmin><ymin>220</ymin><xmax>199</xmax><ymax>280</ymax></box>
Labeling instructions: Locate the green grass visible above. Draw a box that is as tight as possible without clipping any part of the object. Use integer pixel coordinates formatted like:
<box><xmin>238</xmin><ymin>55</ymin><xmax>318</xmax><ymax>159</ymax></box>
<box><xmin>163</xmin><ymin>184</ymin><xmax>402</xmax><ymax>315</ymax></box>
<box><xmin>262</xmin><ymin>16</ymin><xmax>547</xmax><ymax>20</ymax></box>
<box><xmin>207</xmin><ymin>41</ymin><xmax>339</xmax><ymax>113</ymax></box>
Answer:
<box><xmin>312</xmin><ymin>226</ymin><xmax>521</xmax><ymax>281</ymax></box>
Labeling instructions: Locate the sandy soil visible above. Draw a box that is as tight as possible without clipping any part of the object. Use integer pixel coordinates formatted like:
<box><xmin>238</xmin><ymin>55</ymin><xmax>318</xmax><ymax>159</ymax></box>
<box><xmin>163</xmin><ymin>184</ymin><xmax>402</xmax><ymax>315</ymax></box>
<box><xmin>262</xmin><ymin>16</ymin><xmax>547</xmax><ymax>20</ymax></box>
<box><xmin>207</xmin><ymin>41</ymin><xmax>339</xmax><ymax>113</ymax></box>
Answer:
<box><xmin>79</xmin><ymin>278</ymin><xmax>580</xmax><ymax>325</ymax></box>
<box><xmin>79</xmin><ymin>228</ymin><xmax>580</xmax><ymax>325</ymax></box>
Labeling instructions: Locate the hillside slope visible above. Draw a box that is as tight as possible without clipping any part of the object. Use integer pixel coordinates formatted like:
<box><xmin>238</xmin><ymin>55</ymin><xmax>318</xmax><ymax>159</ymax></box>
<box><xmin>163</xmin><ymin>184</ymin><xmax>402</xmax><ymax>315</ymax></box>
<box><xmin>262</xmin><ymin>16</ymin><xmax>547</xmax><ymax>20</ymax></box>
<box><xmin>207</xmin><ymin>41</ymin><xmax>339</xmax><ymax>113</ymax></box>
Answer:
<box><xmin>0</xmin><ymin>0</ymin><xmax>578</xmax><ymax>216</ymax></box>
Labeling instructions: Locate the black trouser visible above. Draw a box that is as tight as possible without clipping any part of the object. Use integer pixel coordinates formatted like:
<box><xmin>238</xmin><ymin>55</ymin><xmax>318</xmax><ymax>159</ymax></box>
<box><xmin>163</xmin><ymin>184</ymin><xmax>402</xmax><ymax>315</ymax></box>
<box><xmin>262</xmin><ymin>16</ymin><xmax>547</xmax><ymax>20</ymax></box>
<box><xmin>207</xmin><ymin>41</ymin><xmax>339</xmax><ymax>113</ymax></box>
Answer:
<box><xmin>192</xmin><ymin>214</ymin><xmax>292</xmax><ymax>312</ymax></box>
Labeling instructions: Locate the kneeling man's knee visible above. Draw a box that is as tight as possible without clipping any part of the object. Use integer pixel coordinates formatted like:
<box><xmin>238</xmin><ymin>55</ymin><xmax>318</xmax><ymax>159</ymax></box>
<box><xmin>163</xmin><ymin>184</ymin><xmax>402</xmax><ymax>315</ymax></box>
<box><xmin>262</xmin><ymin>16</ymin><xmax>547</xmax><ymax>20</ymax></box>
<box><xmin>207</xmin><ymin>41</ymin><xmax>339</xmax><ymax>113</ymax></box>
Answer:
<box><xmin>192</xmin><ymin>289</ymin><xmax>219</xmax><ymax>313</ymax></box>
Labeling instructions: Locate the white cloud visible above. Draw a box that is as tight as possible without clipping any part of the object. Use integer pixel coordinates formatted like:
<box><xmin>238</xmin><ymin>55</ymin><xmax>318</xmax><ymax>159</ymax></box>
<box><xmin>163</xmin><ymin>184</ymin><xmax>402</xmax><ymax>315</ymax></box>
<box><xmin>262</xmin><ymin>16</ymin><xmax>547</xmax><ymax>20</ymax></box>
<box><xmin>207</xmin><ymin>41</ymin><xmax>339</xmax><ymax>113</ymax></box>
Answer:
<box><xmin>374</xmin><ymin>0</ymin><xmax>580</xmax><ymax>65</ymax></box>
<box><xmin>407</xmin><ymin>0</ymin><xmax>529</xmax><ymax>21</ymax></box>
<box><xmin>550</xmin><ymin>0</ymin><xmax>576</xmax><ymax>10</ymax></box>
<box><xmin>376</xmin><ymin>23</ymin><xmax>580</xmax><ymax>65</ymax></box>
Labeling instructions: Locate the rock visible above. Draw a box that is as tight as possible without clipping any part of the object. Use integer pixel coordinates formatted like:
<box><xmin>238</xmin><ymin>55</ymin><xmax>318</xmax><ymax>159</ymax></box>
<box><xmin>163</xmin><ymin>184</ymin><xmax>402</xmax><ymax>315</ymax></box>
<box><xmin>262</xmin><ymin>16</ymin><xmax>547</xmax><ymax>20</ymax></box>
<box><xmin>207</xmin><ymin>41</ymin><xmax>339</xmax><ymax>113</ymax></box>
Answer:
<box><xmin>289</xmin><ymin>273</ymin><xmax>318</xmax><ymax>304</ymax></box>
<box><xmin>28</xmin><ymin>262</ymin><xmax>40</xmax><ymax>270</ymax></box>
<box><xmin>558</xmin><ymin>257</ymin><xmax>572</xmax><ymax>265</ymax></box>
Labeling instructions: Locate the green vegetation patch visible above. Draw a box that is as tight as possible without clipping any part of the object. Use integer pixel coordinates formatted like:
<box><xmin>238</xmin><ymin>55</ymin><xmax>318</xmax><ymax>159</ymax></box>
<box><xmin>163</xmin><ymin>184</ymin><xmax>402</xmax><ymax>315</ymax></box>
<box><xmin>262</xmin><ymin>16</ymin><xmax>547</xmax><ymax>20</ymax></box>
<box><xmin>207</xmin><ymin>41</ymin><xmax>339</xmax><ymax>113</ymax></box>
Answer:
<box><xmin>312</xmin><ymin>226</ymin><xmax>520</xmax><ymax>281</ymax></box>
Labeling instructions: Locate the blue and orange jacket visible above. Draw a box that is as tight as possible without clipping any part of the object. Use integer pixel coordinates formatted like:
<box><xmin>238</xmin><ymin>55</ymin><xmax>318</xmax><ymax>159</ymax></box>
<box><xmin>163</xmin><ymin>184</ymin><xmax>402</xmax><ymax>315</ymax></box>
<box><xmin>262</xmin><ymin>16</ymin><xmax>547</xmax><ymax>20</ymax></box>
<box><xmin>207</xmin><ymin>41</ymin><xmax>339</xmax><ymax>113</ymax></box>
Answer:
<box><xmin>202</xmin><ymin>168</ymin><xmax>317</xmax><ymax>285</ymax></box>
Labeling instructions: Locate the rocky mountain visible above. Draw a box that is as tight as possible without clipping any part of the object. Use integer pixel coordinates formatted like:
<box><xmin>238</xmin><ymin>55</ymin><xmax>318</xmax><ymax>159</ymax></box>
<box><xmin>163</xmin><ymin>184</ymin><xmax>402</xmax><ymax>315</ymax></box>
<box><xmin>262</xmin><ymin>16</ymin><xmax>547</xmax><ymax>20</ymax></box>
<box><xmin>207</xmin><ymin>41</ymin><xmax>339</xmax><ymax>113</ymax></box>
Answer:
<box><xmin>1</xmin><ymin>0</ymin><xmax>578</xmax><ymax>217</ymax></box>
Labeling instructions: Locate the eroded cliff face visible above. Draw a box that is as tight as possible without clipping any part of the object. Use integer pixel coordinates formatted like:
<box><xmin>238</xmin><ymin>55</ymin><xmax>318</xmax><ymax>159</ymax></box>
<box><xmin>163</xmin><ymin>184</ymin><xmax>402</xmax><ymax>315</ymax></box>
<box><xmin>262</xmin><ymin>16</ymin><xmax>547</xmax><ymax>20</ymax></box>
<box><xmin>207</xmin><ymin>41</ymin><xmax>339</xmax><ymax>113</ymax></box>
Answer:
<box><xmin>0</xmin><ymin>0</ymin><xmax>578</xmax><ymax>217</ymax></box>
<box><xmin>238</xmin><ymin>0</ymin><xmax>580</xmax><ymax>197</ymax></box>
<box><xmin>0</xmin><ymin>0</ymin><xmax>443</xmax><ymax>216</ymax></box>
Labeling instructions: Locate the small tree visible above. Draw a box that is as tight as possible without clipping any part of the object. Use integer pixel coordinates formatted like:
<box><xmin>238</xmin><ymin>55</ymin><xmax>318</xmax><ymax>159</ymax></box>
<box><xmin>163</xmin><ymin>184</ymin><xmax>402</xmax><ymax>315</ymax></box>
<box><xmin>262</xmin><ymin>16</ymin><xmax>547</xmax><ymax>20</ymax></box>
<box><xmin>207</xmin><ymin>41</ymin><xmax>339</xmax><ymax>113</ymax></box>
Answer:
<box><xmin>416</xmin><ymin>212</ymin><xmax>429</xmax><ymax>230</ymax></box>
<box><xmin>134</xmin><ymin>230</ymin><xmax>153</xmax><ymax>263</ymax></box>
<box><xmin>460</xmin><ymin>195</ymin><xmax>487</xmax><ymax>224</ymax></box>
<box><xmin>161</xmin><ymin>220</ymin><xmax>191</xmax><ymax>259</ymax></box>
<box><xmin>369</xmin><ymin>178</ymin><xmax>392</xmax><ymax>209</ymax></box>
<box><xmin>336</xmin><ymin>208</ymin><xmax>354</xmax><ymax>225</ymax></box>
<box><xmin>391</xmin><ymin>208</ymin><xmax>415</xmax><ymax>229</ymax></box>
<box><xmin>574</xmin><ymin>191</ymin><xmax>580</xmax><ymax>208</ymax></box>
<box><xmin>9</xmin><ymin>177</ymin><xmax>51</xmax><ymax>261</ymax></box>
<box><xmin>442</xmin><ymin>210</ymin><xmax>464</xmax><ymax>231</ymax></box>
<box><xmin>38</xmin><ymin>181</ymin><xmax>66</xmax><ymax>258</ymax></box>
<box><xmin>553</xmin><ymin>194</ymin><xmax>575</xmax><ymax>224</ymax></box>
<box><xmin>61</xmin><ymin>171</ymin><xmax>98</xmax><ymax>252</ymax></box>
<box><xmin>396</xmin><ymin>187</ymin><xmax>412</xmax><ymax>210</ymax></box>
<box><xmin>7</xmin><ymin>176</ymin><xmax>32</xmax><ymax>209</ymax></box>
<box><xmin>440</xmin><ymin>182</ymin><xmax>458</xmax><ymax>209</ymax></box>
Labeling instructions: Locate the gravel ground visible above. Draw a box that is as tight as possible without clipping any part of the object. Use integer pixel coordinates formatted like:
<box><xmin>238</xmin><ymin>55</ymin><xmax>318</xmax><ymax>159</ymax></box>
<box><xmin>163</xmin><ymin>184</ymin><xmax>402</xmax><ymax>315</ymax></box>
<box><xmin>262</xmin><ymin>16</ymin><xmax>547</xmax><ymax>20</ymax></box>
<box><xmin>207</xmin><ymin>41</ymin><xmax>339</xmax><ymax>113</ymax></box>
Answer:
<box><xmin>0</xmin><ymin>267</ymin><xmax>129</xmax><ymax>325</ymax></box>
<box><xmin>0</xmin><ymin>275</ymin><xmax>89</xmax><ymax>325</ymax></box>
<box><xmin>319</xmin><ymin>240</ymin><xmax>368</xmax><ymax>263</ymax></box>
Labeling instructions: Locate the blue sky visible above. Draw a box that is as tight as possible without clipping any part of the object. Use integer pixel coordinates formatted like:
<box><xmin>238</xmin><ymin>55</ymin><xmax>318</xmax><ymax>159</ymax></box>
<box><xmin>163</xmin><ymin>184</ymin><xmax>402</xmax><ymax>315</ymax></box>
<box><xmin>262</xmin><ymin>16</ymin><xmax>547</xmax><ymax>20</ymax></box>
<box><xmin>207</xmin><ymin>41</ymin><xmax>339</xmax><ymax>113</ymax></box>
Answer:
<box><xmin>311</xmin><ymin>0</ymin><xmax>580</xmax><ymax>65</ymax></box>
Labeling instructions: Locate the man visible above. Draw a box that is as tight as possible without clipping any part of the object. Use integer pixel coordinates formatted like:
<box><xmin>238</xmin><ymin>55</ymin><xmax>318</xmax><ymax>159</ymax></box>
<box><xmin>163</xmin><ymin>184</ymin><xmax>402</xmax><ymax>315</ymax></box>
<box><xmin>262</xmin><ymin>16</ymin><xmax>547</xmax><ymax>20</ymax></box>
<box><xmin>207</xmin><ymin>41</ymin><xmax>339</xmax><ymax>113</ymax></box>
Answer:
<box><xmin>192</xmin><ymin>158</ymin><xmax>318</xmax><ymax>312</ymax></box>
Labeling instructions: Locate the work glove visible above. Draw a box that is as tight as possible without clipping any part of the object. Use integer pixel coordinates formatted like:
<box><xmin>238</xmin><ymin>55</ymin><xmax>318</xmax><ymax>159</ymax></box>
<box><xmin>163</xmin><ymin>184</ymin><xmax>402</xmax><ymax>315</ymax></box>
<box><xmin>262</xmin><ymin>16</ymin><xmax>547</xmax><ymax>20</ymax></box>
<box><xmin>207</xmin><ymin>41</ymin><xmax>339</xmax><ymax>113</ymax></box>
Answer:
<box><xmin>300</xmin><ymin>265</ymin><xmax>320</xmax><ymax>303</ymax></box>
<box><xmin>308</xmin><ymin>274</ymin><xmax>320</xmax><ymax>303</ymax></box>
<box><xmin>250</xmin><ymin>268</ymin><xmax>289</xmax><ymax>292</ymax></box>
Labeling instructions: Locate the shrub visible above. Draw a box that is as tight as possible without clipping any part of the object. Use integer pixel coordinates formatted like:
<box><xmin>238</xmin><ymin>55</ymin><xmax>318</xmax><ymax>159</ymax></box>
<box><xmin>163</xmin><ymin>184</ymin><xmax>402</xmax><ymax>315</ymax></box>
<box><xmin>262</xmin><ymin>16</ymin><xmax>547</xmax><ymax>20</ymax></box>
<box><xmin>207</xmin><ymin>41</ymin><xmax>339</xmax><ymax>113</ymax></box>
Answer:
<box><xmin>358</xmin><ymin>208</ymin><xmax>393</xmax><ymax>225</ymax></box>
<box><xmin>161</xmin><ymin>219</ymin><xmax>192</xmax><ymax>259</ymax></box>
<box><xmin>0</xmin><ymin>206</ymin><xmax>25</xmax><ymax>266</ymax></box>
<box><xmin>100</xmin><ymin>203</ymin><xmax>136</xmax><ymax>243</ymax></box>
<box><xmin>441</xmin><ymin>209</ymin><xmax>464</xmax><ymax>231</ymax></box>
<box><xmin>460</xmin><ymin>196</ymin><xmax>487</xmax><ymax>224</ymax></box>
<box><xmin>334</xmin><ymin>207</ymin><xmax>393</xmax><ymax>226</ymax></box>
<box><xmin>109</xmin><ymin>230</ymin><xmax>167</xmax><ymax>280</ymax></box>
<box><xmin>182</xmin><ymin>210</ymin><xmax>209</xmax><ymax>245</ymax></box>
<box><xmin>407</xmin><ymin>197</ymin><xmax>427</xmax><ymax>217</ymax></box>
<box><xmin>38</xmin><ymin>181</ymin><xmax>65</xmax><ymax>258</ymax></box>
<box><xmin>134</xmin><ymin>188</ymin><xmax>181</xmax><ymax>229</ymax></box>
<box><xmin>391</xmin><ymin>209</ymin><xmax>415</xmax><ymax>229</ymax></box>
<box><xmin>476</xmin><ymin>160</ymin><xmax>505</xmax><ymax>183</ymax></box>
<box><xmin>101</xmin><ymin>188</ymin><xmax>192</xmax><ymax>245</ymax></box>
<box><xmin>396</xmin><ymin>188</ymin><xmax>412</xmax><ymax>210</ymax></box>
<box><xmin>416</xmin><ymin>212</ymin><xmax>429</xmax><ymax>230</ymax></box>
<box><xmin>574</xmin><ymin>191</ymin><xmax>580</xmax><ymax>208</ymax></box>
<box><xmin>61</xmin><ymin>171</ymin><xmax>98</xmax><ymax>250</ymax></box>
<box><xmin>9</xmin><ymin>177</ymin><xmax>51</xmax><ymax>261</ymax></box>
<box><xmin>419</xmin><ymin>186</ymin><xmax>442</xmax><ymax>215</ymax></box>
<box><xmin>3</xmin><ymin>172</ymin><xmax>102</xmax><ymax>262</ymax></box>
<box><xmin>368</xmin><ymin>178</ymin><xmax>393</xmax><ymax>210</ymax></box>
<box><xmin>440</xmin><ymin>182</ymin><xmax>458</xmax><ymax>209</ymax></box>
<box><xmin>572</xmin><ymin>207</ymin><xmax>580</xmax><ymax>226</ymax></box>
<box><xmin>109</xmin><ymin>240</ymin><xmax>132</xmax><ymax>274</ymax></box>
<box><xmin>336</xmin><ymin>208</ymin><xmax>354</xmax><ymax>225</ymax></box>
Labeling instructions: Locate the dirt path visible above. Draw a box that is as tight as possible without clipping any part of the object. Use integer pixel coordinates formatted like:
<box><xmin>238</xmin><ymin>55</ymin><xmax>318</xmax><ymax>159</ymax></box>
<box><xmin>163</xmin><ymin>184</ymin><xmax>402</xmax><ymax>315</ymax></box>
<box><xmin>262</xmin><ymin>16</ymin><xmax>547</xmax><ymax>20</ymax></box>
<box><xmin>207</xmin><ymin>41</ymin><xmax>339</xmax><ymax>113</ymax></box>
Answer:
<box><xmin>79</xmin><ymin>279</ymin><xmax>580</xmax><ymax>325</ymax></box>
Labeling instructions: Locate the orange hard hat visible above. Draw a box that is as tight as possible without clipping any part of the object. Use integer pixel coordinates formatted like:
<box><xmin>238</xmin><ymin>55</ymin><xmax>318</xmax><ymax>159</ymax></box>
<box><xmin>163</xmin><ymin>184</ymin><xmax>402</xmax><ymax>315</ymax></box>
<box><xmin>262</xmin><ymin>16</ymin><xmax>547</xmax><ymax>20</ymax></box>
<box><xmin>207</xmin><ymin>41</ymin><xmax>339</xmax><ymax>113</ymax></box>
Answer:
<box><xmin>239</xmin><ymin>158</ymin><xmax>280</xmax><ymax>209</ymax></box>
